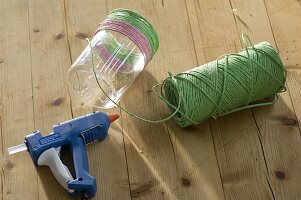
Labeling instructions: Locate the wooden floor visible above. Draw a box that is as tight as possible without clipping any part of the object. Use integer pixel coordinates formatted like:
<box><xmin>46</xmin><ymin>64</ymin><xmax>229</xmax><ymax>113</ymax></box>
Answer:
<box><xmin>1</xmin><ymin>0</ymin><xmax>301</xmax><ymax>199</ymax></box>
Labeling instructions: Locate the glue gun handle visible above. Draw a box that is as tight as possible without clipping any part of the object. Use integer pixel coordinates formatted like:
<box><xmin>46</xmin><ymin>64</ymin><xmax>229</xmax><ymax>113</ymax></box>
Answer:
<box><xmin>71</xmin><ymin>137</ymin><xmax>89</xmax><ymax>177</ymax></box>
<box><xmin>69</xmin><ymin>137</ymin><xmax>97</xmax><ymax>198</ymax></box>
<box><xmin>37</xmin><ymin>147</ymin><xmax>74</xmax><ymax>192</ymax></box>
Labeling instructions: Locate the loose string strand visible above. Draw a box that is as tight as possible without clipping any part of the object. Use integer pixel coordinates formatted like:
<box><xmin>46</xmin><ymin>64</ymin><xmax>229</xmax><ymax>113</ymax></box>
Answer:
<box><xmin>86</xmin><ymin>38</ymin><xmax>193</xmax><ymax>124</ymax></box>
<box><xmin>86</xmin><ymin>33</ymin><xmax>286</xmax><ymax>127</ymax></box>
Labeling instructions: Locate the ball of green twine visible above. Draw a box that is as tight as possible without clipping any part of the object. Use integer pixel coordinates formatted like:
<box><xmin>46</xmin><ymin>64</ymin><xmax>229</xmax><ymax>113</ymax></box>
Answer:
<box><xmin>161</xmin><ymin>37</ymin><xmax>286</xmax><ymax>127</ymax></box>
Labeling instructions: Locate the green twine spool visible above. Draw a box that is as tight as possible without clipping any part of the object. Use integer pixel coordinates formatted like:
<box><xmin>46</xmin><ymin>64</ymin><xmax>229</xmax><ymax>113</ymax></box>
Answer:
<box><xmin>161</xmin><ymin>37</ymin><xmax>286</xmax><ymax>127</ymax></box>
<box><xmin>89</xmin><ymin>34</ymin><xmax>286</xmax><ymax>128</ymax></box>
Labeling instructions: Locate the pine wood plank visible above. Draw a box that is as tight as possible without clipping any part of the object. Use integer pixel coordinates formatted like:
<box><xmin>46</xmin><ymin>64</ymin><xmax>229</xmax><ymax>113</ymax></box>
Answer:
<box><xmin>186</xmin><ymin>0</ymin><xmax>277</xmax><ymax>199</ymax></box>
<box><xmin>0</xmin><ymin>0</ymin><xmax>38</xmax><ymax>200</ymax></box>
<box><xmin>105</xmin><ymin>0</ymin><xmax>225</xmax><ymax>199</ymax></box>
<box><xmin>64</xmin><ymin>0</ymin><xmax>132</xmax><ymax>199</ymax></box>
<box><xmin>0</xmin><ymin>1</ymin><xmax>37</xmax><ymax>199</ymax></box>
<box><xmin>264</xmin><ymin>0</ymin><xmax>301</xmax><ymax>118</ymax></box>
<box><xmin>2</xmin><ymin>0</ymin><xmax>301</xmax><ymax>199</ymax></box>
<box><xmin>106</xmin><ymin>2</ymin><xmax>181</xmax><ymax>199</ymax></box>
<box><xmin>153</xmin><ymin>1</ymin><xmax>226</xmax><ymax>199</ymax></box>
<box><xmin>27</xmin><ymin>0</ymin><xmax>73</xmax><ymax>199</ymax></box>
<box><xmin>259</xmin><ymin>0</ymin><xmax>301</xmax><ymax>198</ymax></box>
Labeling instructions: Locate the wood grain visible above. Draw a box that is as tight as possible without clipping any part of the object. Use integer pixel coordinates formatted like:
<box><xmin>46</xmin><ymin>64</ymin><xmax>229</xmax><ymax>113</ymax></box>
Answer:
<box><xmin>186</xmin><ymin>0</ymin><xmax>278</xmax><ymax>199</ymax></box>
<box><xmin>1</xmin><ymin>0</ymin><xmax>301</xmax><ymax>199</ymax></box>
<box><xmin>106</xmin><ymin>1</ymin><xmax>183</xmax><ymax>198</ymax></box>
<box><xmin>0</xmin><ymin>1</ymin><xmax>38</xmax><ymax>200</ymax></box>
<box><xmin>64</xmin><ymin>0</ymin><xmax>131</xmax><ymax>199</ymax></box>
<box><xmin>262</xmin><ymin>0</ymin><xmax>301</xmax><ymax>198</ymax></box>
<box><xmin>28</xmin><ymin>0</ymin><xmax>72</xmax><ymax>199</ymax></box>
<box><xmin>106</xmin><ymin>0</ymin><xmax>225</xmax><ymax>199</ymax></box>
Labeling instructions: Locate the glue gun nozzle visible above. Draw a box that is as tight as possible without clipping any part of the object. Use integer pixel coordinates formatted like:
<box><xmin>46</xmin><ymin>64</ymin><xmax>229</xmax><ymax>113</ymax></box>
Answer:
<box><xmin>108</xmin><ymin>114</ymin><xmax>119</xmax><ymax>123</ymax></box>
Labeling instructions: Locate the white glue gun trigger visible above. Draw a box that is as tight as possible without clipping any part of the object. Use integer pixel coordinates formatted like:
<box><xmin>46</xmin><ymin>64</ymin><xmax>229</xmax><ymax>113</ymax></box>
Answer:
<box><xmin>37</xmin><ymin>147</ymin><xmax>74</xmax><ymax>193</ymax></box>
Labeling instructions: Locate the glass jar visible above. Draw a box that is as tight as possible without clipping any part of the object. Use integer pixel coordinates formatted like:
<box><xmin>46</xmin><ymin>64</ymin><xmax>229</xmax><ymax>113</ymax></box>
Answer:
<box><xmin>68</xmin><ymin>9</ymin><xmax>159</xmax><ymax>108</ymax></box>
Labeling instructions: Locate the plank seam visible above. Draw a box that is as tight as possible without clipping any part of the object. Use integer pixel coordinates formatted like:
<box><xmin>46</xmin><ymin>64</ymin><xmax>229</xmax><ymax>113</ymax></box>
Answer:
<box><xmin>185</xmin><ymin>0</ymin><xmax>226</xmax><ymax>198</ymax></box>
<box><xmin>26</xmin><ymin>0</ymin><xmax>39</xmax><ymax>199</ymax></box>
<box><xmin>262</xmin><ymin>0</ymin><xmax>279</xmax><ymax>51</ymax></box>
<box><xmin>26</xmin><ymin>0</ymin><xmax>36</xmax><ymax>130</ymax></box>
<box><xmin>166</xmin><ymin>124</ymin><xmax>180</xmax><ymax>179</ymax></box>
<box><xmin>228</xmin><ymin>0</ymin><xmax>278</xmax><ymax>198</ymax></box>
<box><xmin>120</xmin><ymin>108</ymin><xmax>133</xmax><ymax>200</ymax></box>
<box><xmin>194</xmin><ymin>0</ymin><xmax>205</xmax><ymax>56</ymax></box>
<box><xmin>184</xmin><ymin>0</ymin><xmax>200</xmax><ymax>65</ymax></box>
<box><xmin>284</xmin><ymin>85</ymin><xmax>301</xmax><ymax>133</ymax></box>
<box><xmin>265</xmin><ymin>174</ymin><xmax>276</xmax><ymax>200</ymax></box>
<box><xmin>262</xmin><ymin>0</ymin><xmax>301</xmax><ymax>135</ymax></box>
<box><xmin>62</xmin><ymin>0</ymin><xmax>74</xmax><ymax>118</ymax></box>
<box><xmin>251</xmin><ymin>110</ymin><xmax>276</xmax><ymax>200</ymax></box>
<box><xmin>262</xmin><ymin>0</ymin><xmax>300</xmax><ymax>134</ymax></box>
<box><xmin>209</xmin><ymin>121</ymin><xmax>227</xmax><ymax>200</ymax></box>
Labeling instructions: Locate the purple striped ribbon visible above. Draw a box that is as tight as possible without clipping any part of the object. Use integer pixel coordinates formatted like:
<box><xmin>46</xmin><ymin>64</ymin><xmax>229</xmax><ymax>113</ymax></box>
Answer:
<box><xmin>95</xmin><ymin>19</ymin><xmax>152</xmax><ymax>63</ymax></box>
<box><xmin>95</xmin><ymin>44</ymin><xmax>130</xmax><ymax>71</ymax></box>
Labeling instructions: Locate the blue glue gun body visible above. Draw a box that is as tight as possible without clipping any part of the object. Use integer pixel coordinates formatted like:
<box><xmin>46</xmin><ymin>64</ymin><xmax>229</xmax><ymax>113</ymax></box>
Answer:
<box><xmin>24</xmin><ymin>112</ymin><xmax>110</xmax><ymax>198</ymax></box>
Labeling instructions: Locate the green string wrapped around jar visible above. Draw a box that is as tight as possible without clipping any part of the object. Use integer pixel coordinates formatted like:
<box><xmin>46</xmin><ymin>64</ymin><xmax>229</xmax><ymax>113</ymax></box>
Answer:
<box><xmin>96</xmin><ymin>9</ymin><xmax>159</xmax><ymax>63</ymax></box>
<box><xmin>95</xmin><ymin>32</ymin><xmax>139</xmax><ymax>72</ymax></box>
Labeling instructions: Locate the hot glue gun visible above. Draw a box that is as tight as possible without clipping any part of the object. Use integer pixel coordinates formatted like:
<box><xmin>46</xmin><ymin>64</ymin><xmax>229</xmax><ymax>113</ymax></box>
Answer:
<box><xmin>8</xmin><ymin>112</ymin><xmax>119</xmax><ymax>199</ymax></box>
